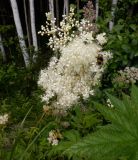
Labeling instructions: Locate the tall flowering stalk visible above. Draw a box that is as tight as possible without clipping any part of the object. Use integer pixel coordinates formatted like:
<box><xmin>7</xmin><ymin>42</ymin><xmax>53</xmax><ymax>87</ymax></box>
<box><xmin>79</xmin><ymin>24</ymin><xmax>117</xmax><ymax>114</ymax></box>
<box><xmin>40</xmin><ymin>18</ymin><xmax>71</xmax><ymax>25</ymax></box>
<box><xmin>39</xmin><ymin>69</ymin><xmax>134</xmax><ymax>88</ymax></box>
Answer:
<box><xmin>83</xmin><ymin>1</ymin><xmax>97</xmax><ymax>32</ymax></box>
<box><xmin>83</xmin><ymin>1</ymin><xmax>96</xmax><ymax>23</ymax></box>
<box><xmin>39</xmin><ymin>4</ymin><xmax>97</xmax><ymax>52</ymax></box>
<box><xmin>38</xmin><ymin>3</ymin><xmax>112</xmax><ymax>111</ymax></box>
<box><xmin>38</xmin><ymin>7</ymin><xmax>78</xmax><ymax>51</ymax></box>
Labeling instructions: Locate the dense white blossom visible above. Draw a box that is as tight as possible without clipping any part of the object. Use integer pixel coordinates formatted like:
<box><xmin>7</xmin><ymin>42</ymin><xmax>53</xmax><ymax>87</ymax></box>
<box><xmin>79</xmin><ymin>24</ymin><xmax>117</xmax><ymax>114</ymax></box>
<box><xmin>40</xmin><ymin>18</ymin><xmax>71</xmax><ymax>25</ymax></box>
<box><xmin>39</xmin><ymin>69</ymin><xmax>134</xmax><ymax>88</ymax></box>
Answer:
<box><xmin>38</xmin><ymin>5</ymin><xmax>112</xmax><ymax>111</ymax></box>
<box><xmin>38</xmin><ymin>32</ymin><xmax>111</xmax><ymax>110</ymax></box>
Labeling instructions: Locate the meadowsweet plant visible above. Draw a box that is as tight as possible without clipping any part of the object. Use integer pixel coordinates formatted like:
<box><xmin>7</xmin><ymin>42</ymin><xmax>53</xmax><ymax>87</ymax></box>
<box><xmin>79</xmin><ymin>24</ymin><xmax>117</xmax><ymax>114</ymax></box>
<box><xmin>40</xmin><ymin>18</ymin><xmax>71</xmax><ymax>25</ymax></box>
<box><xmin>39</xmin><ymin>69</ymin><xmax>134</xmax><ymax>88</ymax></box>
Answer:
<box><xmin>119</xmin><ymin>67</ymin><xmax>138</xmax><ymax>83</ymax></box>
<box><xmin>47</xmin><ymin>130</ymin><xmax>62</xmax><ymax>146</ymax></box>
<box><xmin>38</xmin><ymin>1</ymin><xmax>112</xmax><ymax>111</ymax></box>
<box><xmin>38</xmin><ymin>7</ymin><xmax>78</xmax><ymax>51</ymax></box>
<box><xmin>83</xmin><ymin>1</ymin><xmax>96</xmax><ymax>22</ymax></box>
<box><xmin>0</xmin><ymin>113</ymin><xmax>8</xmax><ymax>125</ymax></box>
<box><xmin>82</xmin><ymin>1</ymin><xmax>97</xmax><ymax>32</ymax></box>
<box><xmin>113</xmin><ymin>66</ymin><xmax>138</xmax><ymax>84</ymax></box>
<box><xmin>38</xmin><ymin>1</ymin><xmax>98</xmax><ymax>51</ymax></box>
<box><xmin>38</xmin><ymin>32</ymin><xmax>112</xmax><ymax>111</ymax></box>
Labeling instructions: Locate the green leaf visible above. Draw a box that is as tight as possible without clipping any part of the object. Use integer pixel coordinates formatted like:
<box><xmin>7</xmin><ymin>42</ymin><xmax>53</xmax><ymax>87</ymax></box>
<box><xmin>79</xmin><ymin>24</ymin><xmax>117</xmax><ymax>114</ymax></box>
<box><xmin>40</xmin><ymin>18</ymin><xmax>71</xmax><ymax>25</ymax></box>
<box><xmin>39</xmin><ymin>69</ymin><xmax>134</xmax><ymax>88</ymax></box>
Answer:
<box><xmin>83</xmin><ymin>114</ymin><xmax>99</xmax><ymax>128</ymax></box>
<box><xmin>118</xmin><ymin>35</ymin><xmax>123</xmax><ymax>41</ymax></box>
<box><xmin>63</xmin><ymin>86</ymin><xmax>138</xmax><ymax>160</ymax></box>
<box><xmin>130</xmin><ymin>24</ymin><xmax>137</xmax><ymax>31</ymax></box>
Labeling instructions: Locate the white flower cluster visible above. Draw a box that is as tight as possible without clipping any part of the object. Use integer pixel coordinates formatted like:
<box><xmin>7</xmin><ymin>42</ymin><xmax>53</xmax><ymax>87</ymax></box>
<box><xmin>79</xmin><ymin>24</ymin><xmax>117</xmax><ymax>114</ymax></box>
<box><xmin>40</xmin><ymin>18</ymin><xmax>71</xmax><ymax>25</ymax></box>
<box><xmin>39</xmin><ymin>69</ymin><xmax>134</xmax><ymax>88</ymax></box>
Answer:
<box><xmin>38</xmin><ymin>7</ymin><xmax>100</xmax><ymax>51</ymax></box>
<box><xmin>0</xmin><ymin>113</ymin><xmax>8</xmax><ymax>125</ymax></box>
<box><xmin>107</xmin><ymin>99</ymin><xmax>114</xmax><ymax>108</ymax></box>
<box><xmin>118</xmin><ymin>66</ymin><xmax>138</xmax><ymax>83</ymax></box>
<box><xmin>79</xmin><ymin>19</ymin><xmax>96</xmax><ymax>33</ymax></box>
<box><xmin>38</xmin><ymin>7</ymin><xmax>79</xmax><ymax>51</ymax></box>
<box><xmin>47</xmin><ymin>130</ymin><xmax>62</xmax><ymax>146</ymax></box>
<box><xmin>38</xmin><ymin>32</ymin><xmax>111</xmax><ymax>110</ymax></box>
<box><xmin>96</xmin><ymin>33</ymin><xmax>107</xmax><ymax>45</ymax></box>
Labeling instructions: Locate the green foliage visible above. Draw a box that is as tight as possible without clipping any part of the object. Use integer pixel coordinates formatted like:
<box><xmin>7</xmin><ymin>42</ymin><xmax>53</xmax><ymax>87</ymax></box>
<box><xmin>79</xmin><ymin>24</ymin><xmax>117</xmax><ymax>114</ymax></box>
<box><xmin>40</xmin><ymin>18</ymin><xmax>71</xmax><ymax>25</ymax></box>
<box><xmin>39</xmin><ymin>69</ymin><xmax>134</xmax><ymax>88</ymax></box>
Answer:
<box><xmin>0</xmin><ymin>64</ymin><xmax>38</xmax><ymax>99</ymax></box>
<box><xmin>106</xmin><ymin>23</ymin><xmax>138</xmax><ymax>67</ymax></box>
<box><xmin>0</xmin><ymin>25</ymin><xmax>53</xmax><ymax>67</ymax></box>
<box><xmin>0</xmin><ymin>25</ymin><xmax>25</xmax><ymax>65</ymax></box>
<box><xmin>1</xmin><ymin>103</ymin><xmax>101</xmax><ymax>160</ymax></box>
<box><xmin>98</xmin><ymin>0</ymin><xmax>138</xmax><ymax>97</ymax></box>
<box><xmin>0</xmin><ymin>64</ymin><xmax>45</xmax><ymax>160</ymax></box>
<box><xmin>98</xmin><ymin>0</ymin><xmax>138</xmax><ymax>31</ymax></box>
<box><xmin>43</xmin><ymin>104</ymin><xmax>102</xmax><ymax>160</ymax></box>
<box><xmin>0</xmin><ymin>97</ymin><xmax>44</xmax><ymax>160</ymax></box>
<box><xmin>48</xmin><ymin>130</ymin><xmax>81</xmax><ymax>160</ymax></box>
<box><xmin>1</xmin><ymin>1</ymin><xmax>138</xmax><ymax>160</ymax></box>
<box><xmin>0</xmin><ymin>93</ymin><xmax>102</xmax><ymax>160</ymax></box>
<box><xmin>60</xmin><ymin>85</ymin><xmax>138</xmax><ymax>160</ymax></box>
<box><xmin>100</xmin><ymin>21</ymin><xmax>138</xmax><ymax>97</ymax></box>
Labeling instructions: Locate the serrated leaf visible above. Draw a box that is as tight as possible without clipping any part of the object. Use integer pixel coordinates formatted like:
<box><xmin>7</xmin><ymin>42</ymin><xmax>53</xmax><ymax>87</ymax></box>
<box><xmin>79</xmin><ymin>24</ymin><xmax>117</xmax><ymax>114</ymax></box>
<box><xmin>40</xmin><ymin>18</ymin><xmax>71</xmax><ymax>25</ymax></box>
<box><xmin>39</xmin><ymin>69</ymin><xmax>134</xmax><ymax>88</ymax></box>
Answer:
<box><xmin>63</xmin><ymin>86</ymin><xmax>138</xmax><ymax>160</ymax></box>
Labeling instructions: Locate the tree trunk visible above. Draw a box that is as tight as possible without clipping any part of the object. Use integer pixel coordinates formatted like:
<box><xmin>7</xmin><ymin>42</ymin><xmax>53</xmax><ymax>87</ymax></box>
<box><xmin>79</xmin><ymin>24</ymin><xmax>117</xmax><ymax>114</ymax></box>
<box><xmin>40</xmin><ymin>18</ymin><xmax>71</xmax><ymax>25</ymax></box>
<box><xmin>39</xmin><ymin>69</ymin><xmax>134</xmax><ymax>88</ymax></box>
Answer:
<box><xmin>29</xmin><ymin>0</ymin><xmax>38</xmax><ymax>52</ymax></box>
<box><xmin>63</xmin><ymin>0</ymin><xmax>69</xmax><ymax>16</ymax></box>
<box><xmin>40</xmin><ymin>0</ymin><xmax>43</xmax><ymax>12</ymax></box>
<box><xmin>128</xmin><ymin>5</ymin><xmax>134</xmax><ymax>18</ymax></box>
<box><xmin>0</xmin><ymin>33</ymin><xmax>6</xmax><ymax>62</ymax></box>
<box><xmin>23</xmin><ymin>0</ymin><xmax>32</xmax><ymax>47</ymax></box>
<box><xmin>96</xmin><ymin>0</ymin><xmax>99</xmax><ymax>20</ymax></box>
<box><xmin>109</xmin><ymin>0</ymin><xmax>118</xmax><ymax>31</ymax></box>
<box><xmin>55</xmin><ymin>0</ymin><xmax>59</xmax><ymax>26</ymax></box>
<box><xmin>76</xmin><ymin>0</ymin><xmax>79</xmax><ymax>20</ymax></box>
<box><xmin>49</xmin><ymin>0</ymin><xmax>54</xmax><ymax>20</ymax></box>
<box><xmin>10</xmin><ymin>0</ymin><xmax>29</xmax><ymax>67</ymax></box>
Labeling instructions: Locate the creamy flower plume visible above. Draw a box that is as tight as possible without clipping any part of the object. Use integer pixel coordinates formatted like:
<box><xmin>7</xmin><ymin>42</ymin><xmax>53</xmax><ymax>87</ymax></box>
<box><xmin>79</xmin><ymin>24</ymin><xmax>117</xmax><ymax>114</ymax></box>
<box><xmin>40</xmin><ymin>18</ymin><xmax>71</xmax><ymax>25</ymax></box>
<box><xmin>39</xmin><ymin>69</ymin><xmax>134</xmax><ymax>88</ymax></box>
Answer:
<box><xmin>38</xmin><ymin>7</ymin><xmax>99</xmax><ymax>51</ymax></box>
<box><xmin>38</xmin><ymin>32</ymin><xmax>111</xmax><ymax>110</ymax></box>
<box><xmin>38</xmin><ymin>4</ymin><xmax>112</xmax><ymax>111</ymax></box>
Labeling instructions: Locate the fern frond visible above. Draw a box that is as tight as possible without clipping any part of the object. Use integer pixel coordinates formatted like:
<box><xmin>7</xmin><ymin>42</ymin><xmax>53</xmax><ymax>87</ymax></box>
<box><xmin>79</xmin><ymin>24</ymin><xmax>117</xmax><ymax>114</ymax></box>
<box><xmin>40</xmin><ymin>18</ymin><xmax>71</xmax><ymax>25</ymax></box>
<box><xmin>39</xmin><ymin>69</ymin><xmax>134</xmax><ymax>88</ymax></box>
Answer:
<box><xmin>63</xmin><ymin>85</ymin><xmax>138</xmax><ymax>160</ymax></box>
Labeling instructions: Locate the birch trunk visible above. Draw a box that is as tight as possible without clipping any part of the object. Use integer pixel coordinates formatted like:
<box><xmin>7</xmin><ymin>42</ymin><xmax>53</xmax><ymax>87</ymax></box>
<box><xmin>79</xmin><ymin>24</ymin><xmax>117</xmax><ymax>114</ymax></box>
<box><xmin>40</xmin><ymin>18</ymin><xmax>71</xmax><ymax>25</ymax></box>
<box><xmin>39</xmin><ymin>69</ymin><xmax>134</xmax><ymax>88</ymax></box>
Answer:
<box><xmin>63</xmin><ymin>0</ymin><xmax>69</xmax><ymax>16</ymax></box>
<box><xmin>0</xmin><ymin>34</ymin><xmax>6</xmax><ymax>62</ymax></box>
<box><xmin>10</xmin><ymin>0</ymin><xmax>29</xmax><ymax>67</ymax></box>
<box><xmin>29</xmin><ymin>0</ymin><xmax>38</xmax><ymax>51</ymax></box>
<box><xmin>49</xmin><ymin>0</ymin><xmax>54</xmax><ymax>20</ymax></box>
<box><xmin>96</xmin><ymin>0</ymin><xmax>99</xmax><ymax>20</ymax></box>
<box><xmin>23</xmin><ymin>0</ymin><xmax>32</xmax><ymax>47</ymax></box>
<box><xmin>109</xmin><ymin>0</ymin><xmax>118</xmax><ymax>31</ymax></box>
